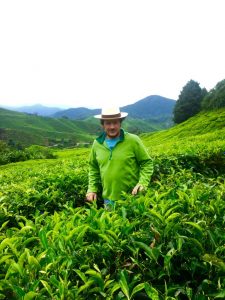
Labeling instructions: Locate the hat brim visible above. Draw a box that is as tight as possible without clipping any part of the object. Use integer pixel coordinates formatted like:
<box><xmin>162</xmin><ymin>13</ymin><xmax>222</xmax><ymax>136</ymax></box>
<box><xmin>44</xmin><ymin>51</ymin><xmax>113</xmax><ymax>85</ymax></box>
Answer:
<box><xmin>94</xmin><ymin>112</ymin><xmax>128</xmax><ymax>119</ymax></box>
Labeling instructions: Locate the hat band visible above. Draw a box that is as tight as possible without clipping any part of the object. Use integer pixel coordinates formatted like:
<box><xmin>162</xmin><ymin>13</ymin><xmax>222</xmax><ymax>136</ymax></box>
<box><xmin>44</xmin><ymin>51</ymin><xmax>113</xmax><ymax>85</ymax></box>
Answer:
<box><xmin>101</xmin><ymin>113</ymin><xmax>121</xmax><ymax>119</ymax></box>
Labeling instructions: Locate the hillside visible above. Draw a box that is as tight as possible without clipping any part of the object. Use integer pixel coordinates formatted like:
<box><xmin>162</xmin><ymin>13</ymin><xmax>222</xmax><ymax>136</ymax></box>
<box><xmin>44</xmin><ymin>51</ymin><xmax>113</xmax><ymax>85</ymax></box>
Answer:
<box><xmin>0</xmin><ymin>103</ymin><xmax>171</xmax><ymax>147</ymax></box>
<box><xmin>142</xmin><ymin>108</ymin><xmax>225</xmax><ymax>157</ymax></box>
<box><xmin>0</xmin><ymin>108</ymin><xmax>99</xmax><ymax>147</ymax></box>
<box><xmin>122</xmin><ymin>95</ymin><xmax>175</xmax><ymax>121</ymax></box>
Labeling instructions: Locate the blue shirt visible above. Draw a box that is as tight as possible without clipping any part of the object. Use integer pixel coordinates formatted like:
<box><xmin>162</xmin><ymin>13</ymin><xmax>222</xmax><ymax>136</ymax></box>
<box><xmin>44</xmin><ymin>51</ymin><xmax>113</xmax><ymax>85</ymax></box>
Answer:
<box><xmin>105</xmin><ymin>137</ymin><xmax>120</xmax><ymax>150</ymax></box>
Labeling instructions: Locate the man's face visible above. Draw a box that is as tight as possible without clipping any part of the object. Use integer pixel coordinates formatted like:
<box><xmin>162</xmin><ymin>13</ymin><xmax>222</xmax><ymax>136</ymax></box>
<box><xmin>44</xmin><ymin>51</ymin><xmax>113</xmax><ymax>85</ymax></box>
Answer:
<box><xmin>103</xmin><ymin>119</ymin><xmax>121</xmax><ymax>139</ymax></box>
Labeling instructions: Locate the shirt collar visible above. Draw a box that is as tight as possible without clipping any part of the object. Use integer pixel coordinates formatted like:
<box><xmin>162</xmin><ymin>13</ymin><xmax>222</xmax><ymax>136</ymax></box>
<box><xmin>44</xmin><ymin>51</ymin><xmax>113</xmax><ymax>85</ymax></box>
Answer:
<box><xmin>96</xmin><ymin>128</ymin><xmax>125</xmax><ymax>144</ymax></box>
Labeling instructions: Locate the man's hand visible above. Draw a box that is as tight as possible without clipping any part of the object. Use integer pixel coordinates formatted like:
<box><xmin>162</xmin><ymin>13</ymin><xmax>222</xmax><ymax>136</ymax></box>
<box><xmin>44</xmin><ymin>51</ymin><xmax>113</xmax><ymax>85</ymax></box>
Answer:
<box><xmin>86</xmin><ymin>192</ymin><xmax>97</xmax><ymax>202</ymax></box>
<box><xmin>132</xmin><ymin>184</ymin><xmax>144</xmax><ymax>195</ymax></box>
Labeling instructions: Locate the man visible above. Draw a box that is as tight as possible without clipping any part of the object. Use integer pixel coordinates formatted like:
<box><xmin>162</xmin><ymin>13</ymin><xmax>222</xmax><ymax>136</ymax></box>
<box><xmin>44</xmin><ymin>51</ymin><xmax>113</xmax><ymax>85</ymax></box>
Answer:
<box><xmin>86</xmin><ymin>107</ymin><xmax>153</xmax><ymax>207</ymax></box>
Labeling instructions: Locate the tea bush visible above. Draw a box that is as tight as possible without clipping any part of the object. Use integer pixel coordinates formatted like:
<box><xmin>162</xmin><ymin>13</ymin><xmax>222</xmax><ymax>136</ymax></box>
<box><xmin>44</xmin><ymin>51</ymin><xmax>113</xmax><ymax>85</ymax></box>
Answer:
<box><xmin>0</xmin><ymin>144</ymin><xmax>56</xmax><ymax>165</ymax></box>
<box><xmin>0</xmin><ymin>146</ymin><xmax>225</xmax><ymax>299</ymax></box>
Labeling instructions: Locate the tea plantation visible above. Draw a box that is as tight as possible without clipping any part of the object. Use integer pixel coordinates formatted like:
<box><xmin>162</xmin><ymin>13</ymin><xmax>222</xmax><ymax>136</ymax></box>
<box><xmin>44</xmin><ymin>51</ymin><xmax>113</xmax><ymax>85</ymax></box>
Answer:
<box><xmin>0</xmin><ymin>110</ymin><xmax>225</xmax><ymax>299</ymax></box>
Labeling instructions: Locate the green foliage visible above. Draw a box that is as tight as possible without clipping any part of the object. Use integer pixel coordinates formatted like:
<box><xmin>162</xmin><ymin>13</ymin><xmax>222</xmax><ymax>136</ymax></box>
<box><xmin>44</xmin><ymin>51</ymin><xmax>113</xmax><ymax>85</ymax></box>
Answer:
<box><xmin>0</xmin><ymin>170</ymin><xmax>225</xmax><ymax>298</ymax></box>
<box><xmin>142</xmin><ymin>108</ymin><xmax>225</xmax><ymax>158</ymax></box>
<box><xmin>0</xmin><ymin>144</ymin><xmax>56</xmax><ymax>165</ymax></box>
<box><xmin>201</xmin><ymin>79</ymin><xmax>225</xmax><ymax>110</ymax></box>
<box><xmin>24</xmin><ymin>145</ymin><xmax>56</xmax><ymax>160</ymax></box>
<box><xmin>1</xmin><ymin>108</ymin><xmax>225</xmax><ymax>299</ymax></box>
<box><xmin>173</xmin><ymin>80</ymin><xmax>207</xmax><ymax>124</ymax></box>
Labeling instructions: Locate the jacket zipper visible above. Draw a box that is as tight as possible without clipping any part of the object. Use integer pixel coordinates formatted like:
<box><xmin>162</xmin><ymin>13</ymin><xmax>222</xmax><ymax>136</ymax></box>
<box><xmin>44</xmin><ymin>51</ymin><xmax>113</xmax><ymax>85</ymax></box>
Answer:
<box><xmin>109</xmin><ymin>149</ymin><xmax>112</xmax><ymax>160</ymax></box>
<box><xmin>105</xmin><ymin>139</ymin><xmax>122</xmax><ymax>160</ymax></box>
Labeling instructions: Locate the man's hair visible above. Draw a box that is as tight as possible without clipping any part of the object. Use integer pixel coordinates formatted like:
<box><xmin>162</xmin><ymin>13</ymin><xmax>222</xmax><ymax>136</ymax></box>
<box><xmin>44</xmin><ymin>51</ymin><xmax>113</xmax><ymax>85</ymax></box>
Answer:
<box><xmin>100</xmin><ymin>118</ymin><xmax>125</xmax><ymax>125</ymax></box>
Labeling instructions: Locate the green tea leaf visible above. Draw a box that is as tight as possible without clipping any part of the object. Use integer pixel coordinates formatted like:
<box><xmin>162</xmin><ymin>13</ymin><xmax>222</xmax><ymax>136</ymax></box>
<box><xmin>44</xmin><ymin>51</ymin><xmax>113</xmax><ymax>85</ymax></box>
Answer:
<box><xmin>75</xmin><ymin>269</ymin><xmax>87</xmax><ymax>283</ymax></box>
<box><xmin>40</xmin><ymin>280</ymin><xmax>53</xmax><ymax>297</ymax></box>
<box><xmin>131</xmin><ymin>282</ymin><xmax>145</xmax><ymax>298</ymax></box>
<box><xmin>134</xmin><ymin>241</ymin><xmax>159</xmax><ymax>262</ymax></box>
<box><xmin>144</xmin><ymin>283</ymin><xmax>159</xmax><ymax>300</ymax></box>
<box><xmin>24</xmin><ymin>291</ymin><xmax>38</xmax><ymax>300</ymax></box>
<box><xmin>184</xmin><ymin>221</ymin><xmax>203</xmax><ymax>234</ymax></box>
<box><xmin>119</xmin><ymin>270</ymin><xmax>130</xmax><ymax>300</ymax></box>
<box><xmin>39</xmin><ymin>229</ymin><xmax>49</xmax><ymax>249</ymax></box>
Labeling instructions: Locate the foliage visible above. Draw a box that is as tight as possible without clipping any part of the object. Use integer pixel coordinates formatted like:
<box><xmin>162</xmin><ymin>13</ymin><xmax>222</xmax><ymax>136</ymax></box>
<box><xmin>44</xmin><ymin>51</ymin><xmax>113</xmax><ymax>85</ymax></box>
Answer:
<box><xmin>173</xmin><ymin>80</ymin><xmax>207</xmax><ymax>124</ymax></box>
<box><xmin>0</xmin><ymin>144</ymin><xmax>56</xmax><ymax>165</ymax></box>
<box><xmin>1</xmin><ymin>108</ymin><xmax>225</xmax><ymax>299</ymax></box>
<box><xmin>201</xmin><ymin>79</ymin><xmax>225</xmax><ymax>110</ymax></box>
<box><xmin>142</xmin><ymin>108</ymin><xmax>225</xmax><ymax>158</ymax></box>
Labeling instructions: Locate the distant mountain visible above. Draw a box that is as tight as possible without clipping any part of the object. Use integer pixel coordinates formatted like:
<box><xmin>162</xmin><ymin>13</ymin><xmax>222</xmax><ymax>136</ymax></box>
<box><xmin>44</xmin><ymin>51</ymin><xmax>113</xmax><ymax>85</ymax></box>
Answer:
<box><xmin>52</xmin><ymin>95</ymin><xmax>176</xmax><ymax>122</ymax></box>
<box><xmin>1</xmin><ymin>104</ymin><xmax>62</xmax><ymax>116</ymax></box>
<box><xmin>122</xmin><ymin>95</ymin><xmax>176</xmax><ymax>121</ymax></box>
<box><xmin>53</xmin><ymin>107</ymin><xmax>101</xmax><ymax>119</ymax></box>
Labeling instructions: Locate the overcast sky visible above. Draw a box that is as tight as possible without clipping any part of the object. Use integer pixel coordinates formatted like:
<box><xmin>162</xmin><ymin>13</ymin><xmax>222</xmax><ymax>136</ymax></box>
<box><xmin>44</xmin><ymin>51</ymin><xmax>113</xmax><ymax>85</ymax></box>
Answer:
<box><xmin>0</xmin><ymin>0</ymin><xmax>224</xmax><ymax>109</ymax></box>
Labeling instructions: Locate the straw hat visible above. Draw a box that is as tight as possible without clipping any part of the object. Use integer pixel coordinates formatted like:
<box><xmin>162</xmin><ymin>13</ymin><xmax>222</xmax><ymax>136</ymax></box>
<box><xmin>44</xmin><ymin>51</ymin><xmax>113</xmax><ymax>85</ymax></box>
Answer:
<box><xmin>94</xmin><ymin>107</ymin><xmax>128</xmax><ymax>120</ymax></box>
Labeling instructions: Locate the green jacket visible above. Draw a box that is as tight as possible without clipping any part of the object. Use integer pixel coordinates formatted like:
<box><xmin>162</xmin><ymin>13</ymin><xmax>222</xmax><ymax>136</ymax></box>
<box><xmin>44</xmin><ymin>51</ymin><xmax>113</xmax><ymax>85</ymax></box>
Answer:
<box><xmin>87</xmin><ymin>129</ymin><xmax>153</xmax><ymax>201</ymax></box>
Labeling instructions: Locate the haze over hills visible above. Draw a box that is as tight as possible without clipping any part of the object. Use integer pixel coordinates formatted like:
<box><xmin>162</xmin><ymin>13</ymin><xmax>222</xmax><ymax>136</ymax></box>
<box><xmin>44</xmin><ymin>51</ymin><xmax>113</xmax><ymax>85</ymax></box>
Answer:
<box><xmin>1</xmin><ymin>104</ymin><xmax>62</xmax><ymax>116</ymax></box>
<box><xmin>53</xmin><ymin>107</ymin><xmax>101</xmax><ymax>119</ymax></box>
<box><xmin>0</xmin><ymin>95</ymin><xmax>176</xmax><ymax>121</ymax></box>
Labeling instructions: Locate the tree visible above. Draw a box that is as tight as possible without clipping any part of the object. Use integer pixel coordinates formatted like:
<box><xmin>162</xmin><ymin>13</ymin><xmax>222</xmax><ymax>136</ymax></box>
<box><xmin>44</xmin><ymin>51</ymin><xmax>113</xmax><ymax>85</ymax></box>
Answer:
<box><xmin>173</xmin><ymin>80</ymin><xmax>207</xmax><ymax>124</ymax></box>
<box><xmin>201</xmin><ymin>79</ymin><xmax>225</xmax><ymax>110</ymax></box>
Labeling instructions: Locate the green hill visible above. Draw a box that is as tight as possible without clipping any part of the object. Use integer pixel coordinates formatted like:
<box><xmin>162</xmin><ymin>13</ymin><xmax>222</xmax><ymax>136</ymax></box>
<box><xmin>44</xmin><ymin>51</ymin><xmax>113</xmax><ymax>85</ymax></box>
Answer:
<box><xmin>122</xmin><ymin>95</ymin><xmax>175</xmax><ymax>121</ymax></box>
<box><xmin>0</xmin><ymin>107</ymin><xmax>168</xmax><ymax>148</ymax></box>
<box><xmin>142</xmin><ymin>108</ymin><xmax>225</xmax><ymax>157</ymax></box>
<box><xmin>0</xmin><ymin>108</ymin><xmax>99</xmax><ymax>147</ymax></box>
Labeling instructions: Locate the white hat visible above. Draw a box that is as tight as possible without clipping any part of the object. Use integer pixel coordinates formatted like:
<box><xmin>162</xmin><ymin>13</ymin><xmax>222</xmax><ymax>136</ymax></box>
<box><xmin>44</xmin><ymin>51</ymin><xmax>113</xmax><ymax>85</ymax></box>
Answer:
<box><xmin>94</xmin><ymin>107</ymin><xmax>128</xmax><ymax>120</ymax></box>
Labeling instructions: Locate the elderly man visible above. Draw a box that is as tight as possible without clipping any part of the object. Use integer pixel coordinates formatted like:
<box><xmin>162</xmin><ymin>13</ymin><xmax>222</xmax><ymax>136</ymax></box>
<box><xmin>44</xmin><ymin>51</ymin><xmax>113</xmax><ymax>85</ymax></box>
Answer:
<box><xmin>86</xmin><ymin>107</ymin><xmax>153</xmax><ymax>208</ymax></box>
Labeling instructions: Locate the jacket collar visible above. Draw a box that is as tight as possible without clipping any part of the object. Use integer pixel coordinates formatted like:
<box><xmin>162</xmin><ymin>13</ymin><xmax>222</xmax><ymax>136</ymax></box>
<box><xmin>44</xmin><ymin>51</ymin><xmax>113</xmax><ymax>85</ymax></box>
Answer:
<box><xmin>96</xmin><ymin>128</ymin><xmax>125</xmax><ymax>144</ymax></box>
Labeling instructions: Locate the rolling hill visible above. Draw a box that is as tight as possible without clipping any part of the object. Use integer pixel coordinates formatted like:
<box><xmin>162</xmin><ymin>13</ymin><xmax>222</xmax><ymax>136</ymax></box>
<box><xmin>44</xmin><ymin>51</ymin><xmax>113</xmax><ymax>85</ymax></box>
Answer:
<box><xmin>141</xmin><ymin>108</ymin><xmax>225</xmax><ymax>157</ymax></box>
<box><xmin>0</xmin><ymin>95</ymin><xmax>176</xmax><ymax>148</ymax></box>
<box><xmin>0</xmin><ymin>108</ymin><xmax>100</xmax><ymax>147</ymax></box>
<box><xmin>0</xmin><ymin>107</ymin><xmax>165</xmax><ymax>148</ymax></box>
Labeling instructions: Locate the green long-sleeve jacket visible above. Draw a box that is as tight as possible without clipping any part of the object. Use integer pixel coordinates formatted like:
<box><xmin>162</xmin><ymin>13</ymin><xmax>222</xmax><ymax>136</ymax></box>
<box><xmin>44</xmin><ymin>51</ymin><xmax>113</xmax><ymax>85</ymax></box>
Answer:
<box><xmin>87</xmin><ymin>129</ymin><xmax>153</xmax><ymax>200</ymax></box>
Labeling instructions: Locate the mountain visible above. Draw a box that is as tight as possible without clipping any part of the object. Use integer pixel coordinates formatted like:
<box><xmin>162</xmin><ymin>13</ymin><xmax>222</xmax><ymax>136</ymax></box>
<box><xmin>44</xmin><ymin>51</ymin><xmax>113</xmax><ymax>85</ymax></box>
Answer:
<box><xmin>1</xmin><ymin>104</ymin><xmax>62</xmax><ymax>116</ymax></box>
<box><xmin>53</xmin><ymin>107</ymin><xmax>101</xmax><ymax>119</ymax></box>
<box><xmin>52</xmin><ymin>95</ymin><xmax>176</xmax><ymax>121</ymax></box>
<box><xmin>122</xmin><ymin>95</ymin><xmax>176</xmax><ymax>120</ymax></box>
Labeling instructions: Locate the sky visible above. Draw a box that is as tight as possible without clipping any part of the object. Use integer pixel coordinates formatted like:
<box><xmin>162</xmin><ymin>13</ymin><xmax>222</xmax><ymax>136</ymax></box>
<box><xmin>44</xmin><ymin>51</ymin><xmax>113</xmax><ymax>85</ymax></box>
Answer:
<box><xmin>0</xmin><ymin>0</ymin><xmax>225</xmax><ymax>109</ymax></box>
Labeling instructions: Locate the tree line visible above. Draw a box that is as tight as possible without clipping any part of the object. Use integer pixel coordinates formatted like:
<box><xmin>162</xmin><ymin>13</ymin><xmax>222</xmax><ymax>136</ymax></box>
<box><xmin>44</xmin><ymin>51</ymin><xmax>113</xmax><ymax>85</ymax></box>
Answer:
<box><xmin>173</xmin><ymin>78</ymin><xmax>225</xmax><ymax>124</ymax></box>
